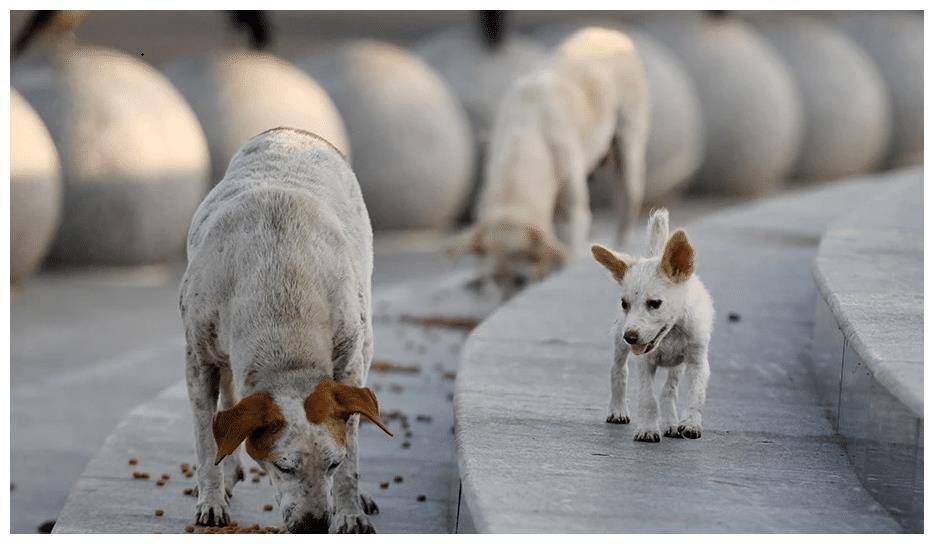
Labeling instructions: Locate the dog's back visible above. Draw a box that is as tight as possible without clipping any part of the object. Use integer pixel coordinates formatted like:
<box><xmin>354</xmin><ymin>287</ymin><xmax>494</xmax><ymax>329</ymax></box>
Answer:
<box><xmin>180</xmin><ymin>127</ymin><xmax>372</xmax><ymax>381</ymax></box>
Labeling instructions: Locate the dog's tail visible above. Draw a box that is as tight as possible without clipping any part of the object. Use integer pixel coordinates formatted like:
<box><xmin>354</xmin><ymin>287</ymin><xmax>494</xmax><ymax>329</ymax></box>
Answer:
<box><xmin>646</xmin><ymin>208</ymin><xmax>669</xmax><ymax>257</ymax></box>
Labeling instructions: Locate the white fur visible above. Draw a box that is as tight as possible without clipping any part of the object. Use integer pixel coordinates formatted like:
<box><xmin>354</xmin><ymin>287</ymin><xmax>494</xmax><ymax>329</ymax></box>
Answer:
<box><xmin>595</xmin><ymin>209</ymin><xmax>714</xmax><ymax>442</ymax></box>
<box><xmin>455</xmin><ymin>27</ymin><xmax>650</xmax><ymax>300</ymax></box>
<box><xmin>179</xmin><ymin>128</ymin><xmax>378</xmax><ymax>532</ymax></box>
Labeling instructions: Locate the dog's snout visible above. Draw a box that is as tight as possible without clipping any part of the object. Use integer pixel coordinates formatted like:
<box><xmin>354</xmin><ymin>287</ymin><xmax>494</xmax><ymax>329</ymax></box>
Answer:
<box><xmin>288</xmin><ymin>513</ymin><xmax>331</xmax><ymax>534</ymax></box>
<box><xmin>623</xmin><ymin>330</ymin><xmax>640</xmax><ymax>345</ymax></box>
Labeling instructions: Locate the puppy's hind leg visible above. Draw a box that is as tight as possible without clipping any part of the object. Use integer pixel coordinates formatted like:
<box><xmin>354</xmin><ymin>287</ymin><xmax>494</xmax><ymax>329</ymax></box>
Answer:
<box><xmin>606</xmin><ymin>340</ymin><xmax>631</xmax><ymax>424</ymax></box>
<box><xmin>185</xmin><ymin>333</ymin><xmax>230</xmax><ymax>527</ymax></box>
<box><xmin>218</xmin><ymin>366</ymin><xmax>245</xmax><ymax>496</ymax></box>
<box><xmin>660</xmin><ymin>364</ymin><xmax>684</xmax><ymax>438</ymax></box>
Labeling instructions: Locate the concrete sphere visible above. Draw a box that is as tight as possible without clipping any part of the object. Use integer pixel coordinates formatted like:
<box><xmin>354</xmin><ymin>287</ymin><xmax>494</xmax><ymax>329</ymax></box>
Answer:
<box><xmin>835</xmin><ymin>12</ymin><xmax>922</xmax><ymax>167</ymax></box>
<box><xmin>162</xmin><ymin>50</ymin><xmax>350</xmax><ymax>182</ymax></box>
<box><xmin>11</xmin><ymin>89</ymin><xmax>62</xmax><ymax>283</ymax></box>
<box><xmin>752</xmin><ymin>15</ymin><xmax>891</xmax><ymax>181</ymax></box>
<box><xmin>641</xmin><ymin>15</ymin><xmax>803</xmax><ymax>195</ymax></box>
<box><xmin>12</xmin><ymin>46</ymin><xmax>211</xmax><ymax>265</ymax></box>
<box><xmin>534</xmin><ymin>23</ymin><xmax>703</xmax><ymax>203</ymax></box>
<box><xmin>296</xmin><ymin>40</ymin><xmax>474</xmax><ymax>230</ymax></box>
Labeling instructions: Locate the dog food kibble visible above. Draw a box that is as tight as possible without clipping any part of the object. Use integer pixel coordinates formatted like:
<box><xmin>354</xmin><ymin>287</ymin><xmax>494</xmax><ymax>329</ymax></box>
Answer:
<box><xmin>133</xmin><ymin>471</ymin><xmax>150</xmax><ymax>479</ymax></box>
<box><xmin>128</xmin><ymin>458</ymin><xmax>139</xmax><ymax>466</ymax></box>
<box><xmin>161</xmin><ymin>473</ymin><xmax>171</xmax><ymax>480</ymax></box>
<box><xmin>155</xmin><ymin>509</ymin><xmax>164</xmax><ymax>517</ymax></box>
<box><xmin>370</xmin><ymin>360</ymin><xmax>421</xmax><ymax>374</ymax></box>
<box><xmin>441</xmin><ymin>371</ymin><xmax>457</xmax><ymax>381</ymax></box>
<box><xmin>263</xmin><ymin>504</ymin><xmax>274</xmax><ymax>511</ymax></box>
<box><xmin>728</xmin><ymin>312</ymin><xmax>741</xmax><ymax>322</ymax></box>
<box><xmin>185</xmin><ymin>525</ymin><xmax>195</xmax><ymax>533</ymax></box>
<box><xmin>180</xmin><ymin>463</ymin><xmax>190</xmax><ymax>472</ymax></box>
<box><xmin>402</xmin><ymin>441</ymin><xmax>411</xmax><ymax>449</ymax></box>
<box><xmin>379</xmin><ymin>481</ymin><xmax>389</xmax><ymax>489</ymax></box>
<box><xmin>416</xmin><ymin>495</ymin><xmax>426</xmax><ymax>502</ymax></box>
<box><xmin>393</xmin><ymin>475</ymin><xmax>403</xmax><ymax>483</ymax></box>
<box><xmin>415</xmin><ymin>414</ymin><xmax>432</xmax><ymax>422</ymax></box>
<box><xmin>400</xmin><ymin>314</ymin><xmax>479</xmax><ymax>332</ymax></box>
<box><xmin>404</xmin><ymin>430</ymin><xmax>413</xmax><ymax>438</ymax></box>
<box><xmin>156</xmin><ymin>480</ymin><xmax>165</xmax><ymax>487</ymax></box>
<box><xmin>389</xmin><ymin>383</ymin><xmax>404</xmax><ymax>393</ymax></box>
<box><xmin>183</xmin><ymin>488</ymin><xmax>194</xmax><ymax>496</ymax></box>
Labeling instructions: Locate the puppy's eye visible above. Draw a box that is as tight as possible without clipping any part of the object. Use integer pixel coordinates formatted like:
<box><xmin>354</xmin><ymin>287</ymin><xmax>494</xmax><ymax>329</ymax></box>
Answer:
<box><xmin>327</xmin><ymin>460</ymin><xmax>342</xmax><ymax>473</ymax></box>
<box><xmin>647</xmin><ymin>299</ymin><xmax>662</xmax><ymax>310</ymax></box>
<box><xmin>621</xmin><ymin>299</ymin><xmax>630</xmax><ymax>312</ymax></box>
<box><xmin>274</xmin><ymin>461</ymin><xmax>294</xmax><ymax>474</ymax></box>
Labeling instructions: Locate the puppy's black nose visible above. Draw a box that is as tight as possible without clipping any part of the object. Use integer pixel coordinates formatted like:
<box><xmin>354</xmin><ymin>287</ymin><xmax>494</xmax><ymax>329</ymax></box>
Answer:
<box><xmin>624</xmin><ymin>331</ymin><xmax>640</xmax><ymax>345</ymax></box>
<box><xmin>289</xmin><ymin>514</ymin><xmax>330</xmax><ymax>534</ymax></box>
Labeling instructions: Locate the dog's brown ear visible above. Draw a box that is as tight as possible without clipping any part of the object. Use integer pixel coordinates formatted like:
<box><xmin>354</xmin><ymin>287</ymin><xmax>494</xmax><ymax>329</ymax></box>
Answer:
<box><xmin>305</xmin><ymin>380</ymin><xmax>394</xmax><ymax>438</ymax></box>
<box><xmin>659</xmin><ymin>229</ymin><xmax>694</xmax><ymax>282</ymax></box>
<box><xmin>213</xmin><ymin>392</ymin><xmax>283</xmax><ymax>465</ymax></box>
<box><xmin>591</xmin><ymin>244</ymin><xmax>632</xmax><ymax>282</ymax></box>
<box><xmin>447</xmin><ymin>226</ymin><xmax>487</xmax><ymax>259</ymax></box>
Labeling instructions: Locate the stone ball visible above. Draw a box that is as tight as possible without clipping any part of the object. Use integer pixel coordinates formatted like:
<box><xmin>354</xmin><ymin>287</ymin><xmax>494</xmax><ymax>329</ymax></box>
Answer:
<box><xmin>162</xmin><ymin>50</ymin><xmax>350</xmax><ymax>182</ymax></box>
<box><xmin>10</xmin><ymin>88</ymin><xmax>62</xmax><ymax>283</ymax></box>
<box><xmin>296</xmin><ymin>40</ymin><xmax>474</xmax><ymax>230</ymax></box>
<box><xmin>640</xmin><ymin>14</ymin><xmax>803</xmax><ymax>195</ymax></box>
<box><xmin>752</xmin><ymin>15</ymin><xmax>892</xmax><ymax>182</ymax></box>
<box><xmin>534</xmin><ymin>22</ymin><xmax>703</xmax><ymax>202</ymax></box>
<box><xmin>12</xmin><ymin>46</ymin><xmax>211</xmax><ymax>265</ymax></box>
<box><xmin>835</xmin><ymin>12</ymin><xmax>922</xmax><ymax>168</ymax></box>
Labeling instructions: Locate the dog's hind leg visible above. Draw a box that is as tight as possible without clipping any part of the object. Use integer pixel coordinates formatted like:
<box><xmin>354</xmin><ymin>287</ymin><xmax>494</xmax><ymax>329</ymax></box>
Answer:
<box><xmin>660</xmin><ymin>364</ymin><xmax>684</xmax><ymax>438</ymax></box>
<box><xmin>678</xmin><ymin>348</ymin><xmax>710</xmax><ymax>440</ymax></box>
<box><xmin>185</xmin><ymin>330</ymin><xmax>230</xmax><ymax>527</ymax></box>
<box><xmin>606</xmin><ymin>340</ymin><xmax>631</xmax><ymax>424</ymax></box>
<box><xmin>613</xmin><ymin>104</ymin><xmax>649</xmax><ymax>247</ymax></box>
<box><xmin>218</xmin><ymin>366</ymin><xmax>245</xmax><ymax>496</ymax></box>
<box><xmin>633</xmin><ymin>360</ymin><xmax>661</xmax><ymax>442</ymax></box>
<box><xmin>554</xmin><ymin>168</ymin><xmax>592</xmax><ymax>260</ymax></box>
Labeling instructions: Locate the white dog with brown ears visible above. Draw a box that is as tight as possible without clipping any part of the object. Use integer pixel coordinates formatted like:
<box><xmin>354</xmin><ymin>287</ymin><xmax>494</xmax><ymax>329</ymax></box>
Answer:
<box><xmin>179</xmin><ymin>127</ymin><xmax>393</xmax><ymax>533</ymax></box>
<box><xmin>450</xmin><ymin>27</ymin><xmax>650</xmax><ymax>300</ymax></box>
<box><xmin>591</xmin><ymin>209</ymin><xmax>713</xmax><ymax>442</ymax></box>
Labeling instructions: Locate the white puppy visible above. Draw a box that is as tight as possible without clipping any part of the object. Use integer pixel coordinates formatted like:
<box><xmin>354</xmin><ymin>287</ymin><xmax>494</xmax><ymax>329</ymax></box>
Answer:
<box><xmin>591</xmin><ymin>209</ymin><xmax>714</xmax><ymax>442</ymax></box>
<box><xmin>179</xmin><ymin>127</ymin><xmax>393</xmax><ymax>533</ymax></box>
<box><xmin>451</xmin><ymin>27</ymin><xmax>650</xmax><ymax>300</ymax></box>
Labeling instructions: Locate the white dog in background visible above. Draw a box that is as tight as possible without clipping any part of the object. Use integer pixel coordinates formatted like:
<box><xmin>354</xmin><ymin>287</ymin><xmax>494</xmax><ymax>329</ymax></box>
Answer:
<box><xmin>591</xmin><ymin>209</ymin><xmax>713</xmax><ymax>442</ymax></box>
<box><xmin>450</xmin><ymin>27</ymin><xmax>650</xmax><ymax>300</ymax></box>
<box><xmin>179</xmin><ymin>128</ymin><xmax>393</xmax><ymax>533</ymax></box>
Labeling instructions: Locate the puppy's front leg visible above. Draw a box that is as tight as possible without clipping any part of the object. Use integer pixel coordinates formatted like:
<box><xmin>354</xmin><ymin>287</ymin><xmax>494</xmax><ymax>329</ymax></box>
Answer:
<box><xmin>633</xmin><ymin>359</ymin><xmax>661</xmax><ymax>442</ymax></box>
<box><xmin>606</xmin><ymin>340</ymin><xmax>630</xmax><ymax>424</ymax></box>
<box><xmin>185</xmin><ymin>345</ymin><xmax>229</xmax><ymax>526</ymax></box>
<box><xmin>660</xmin><ymin>364</ymin><xmax>684</xmax><ymax>438</ymax></box>
<box><xmin>678</xmin><ymin>348</ymin><xmax>710</xmax><ymax>439</ymax></box>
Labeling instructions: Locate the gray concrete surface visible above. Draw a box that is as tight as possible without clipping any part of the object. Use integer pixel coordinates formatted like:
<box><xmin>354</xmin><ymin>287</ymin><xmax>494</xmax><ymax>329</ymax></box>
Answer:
<box><xmin>454</xmin><ymin>177</ymin><xmax>909</xmax><ymax>532</ymax></box>
<box><xmin>811</xmin><ymin>167</ymin><xmax>923</xmax><ymax>531</ymax></box>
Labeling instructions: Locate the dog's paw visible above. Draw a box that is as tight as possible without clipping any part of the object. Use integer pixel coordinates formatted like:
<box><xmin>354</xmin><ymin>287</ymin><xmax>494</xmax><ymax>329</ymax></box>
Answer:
<box><xmin>633</xmin><ymin>427</ymin><xmax>661</xmax><ymax>443</ymax></box>
<box><xmin>606</xmin><ymin>412</ymin><xmax>630</xmax><ymax>424</ymax></box>
<box><xmin>194</xmin><ymin>495</ymin><xmax>230</xmax><ymax>527</ymax></box>
<box><xmin>677</xmin><ymin>421</ymin><xmax>702</xmax><ymax>439</ymax></box>
<box><xmin>663</xmin><ymin>425</ymin><xmax>683</xmax><ymax>438</ymax></box>
<box><xmin>360</xmin><ymin>492</ymin><xmax>379</xmax><ymax>515</ymax></box>
<box><xmin>330</xmin><ymin>511</ymin><xmax>376</xmax><ymax>534</ymax></box>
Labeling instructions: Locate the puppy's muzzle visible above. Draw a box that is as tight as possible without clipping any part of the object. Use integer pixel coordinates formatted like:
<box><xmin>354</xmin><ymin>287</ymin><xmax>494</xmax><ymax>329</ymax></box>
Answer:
<box><xmin>288</xmin><ymin>513</ymin><xmax>330</xmax><ymax>534</ymax></box>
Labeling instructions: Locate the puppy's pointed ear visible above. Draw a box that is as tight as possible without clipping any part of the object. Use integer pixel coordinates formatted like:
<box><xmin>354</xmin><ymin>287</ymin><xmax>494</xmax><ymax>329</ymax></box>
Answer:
<box><xmin>446</xmin><ymin>226</ymin><xmax>487</xmax><ymax>259</ymax></box>
<box><xmin>213</xmin><ymin>392</ymin><xmax>283</xmax><ymax>465</ymax></box>
<box><xmin>305</xmin><ymin>379</ymin><xmax>393</xmax><ymax>438</ymax></box>
<box><xmin>659</xmin><ymin>229</ymin><xmax>694</xmax><ymax>282</ymax></box>
<box><xmin>591</xmin><ymin>244</ymin><xmax>632</xmax><ymax>283</ymax></box>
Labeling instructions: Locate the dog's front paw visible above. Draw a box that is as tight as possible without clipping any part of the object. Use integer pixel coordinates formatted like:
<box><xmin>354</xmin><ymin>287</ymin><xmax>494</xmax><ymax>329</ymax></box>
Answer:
<box><xmin>360</xmin><ymin>492</ymin><xmax>379</xmax><ymax>515</ymax></box>
<box><xmin>606</xmin><ymin>411</ymin><xmax>630</xmax><ymax>424</ymax></box>
<box><xmin>677</xmin><ymin>421</ymin><xmax>702</xmax><ymax>439</ymax></box>
<box><xmin>633</xmin><ymin>427</ymin><xmax>661</xmax><ymax>442</ymax></box>
<box><xmin>330</xmin><ymin>511</ymin><xmax>376</xmax><ymax>534</ymax></box>
<box><xmin>663</xmin><ymin>425</ymin><xmax>683</xmax><ymax>438</ymax></box>
<box><xmin>194</xmin><ymin>494</ymin><xmax>230</xmax><ymax>527</ymax></box>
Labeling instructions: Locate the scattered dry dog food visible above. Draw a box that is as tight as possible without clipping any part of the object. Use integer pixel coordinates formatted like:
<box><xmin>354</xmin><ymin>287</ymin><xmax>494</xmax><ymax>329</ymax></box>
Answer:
<box><xmin>441</xmin><ymin>371</ymin><xmax>457</xmax><ymax>381</ymax></box>
<box><xmin>132</xmin><ymin>471</ymin><xmax>150</xmax><ymax>480</ymax></box>
<box><xmin>402</xmin><ymin>442</ymin><xmax>411</xmax><ymax>449</ymax></box>
<box><xmin>37</xmin><ymin>520</ymin><xmax>55</xmax><ymax>534</ymax></box>
<box><xmin>416</xmin><ymin>495</ymin><xmax>426</xmax><ymax>502</ymax></box>
<box><xmin>161</xmin><ymin>474</ymin><xmax>171</xmax><ymax>480</ymax></box>
<box><xmin>370</xmin><ymin>360</ymin><xmax>421</xmax><ymax>374</ymax></box>
<box><xmin>155</xmin><ymin>509</ymin><xmax>164</xmax><ymax>517</ymax></box>
<box><xmin>379</xmin><ymin>481</ymin><xmax>389</xmax><ymax>489</ymax></box>
<box><xmin>128</xmin><ymin>458</ymin><xmax>138</xmax><ymax>466</ymax></box>
<box><xmin>193</xmin><ymin>524</ymin><xmax>287</xmax><ymax>534</ymax></box>
<box><xmin>185</xmin><ymin>525</ymin><xmax>195</xmax><ymax>533</ymax></box>
<box><xmin>263</xmin><ymin>504</ymin><xmax>274</xmax><ymax>512</ymax></box>
<box><xmin>400</xmin><ymin>314</ymin><xmax>480</xmax><ymax>332</ymax></box>
<box><xmin>728</xmin><ymin>312</ymin><xmax>741</xmax><ymax>322</ymax></box>
<box><xmin>404</xmin><ymin>430</ymin><xmax>413</xmax><ymax>439</ymax></box>
<box><xmin>180</xmin><ymin>463</ymin><xmax>190</xmax><ymax>473</ymax></box>
<box><xmin>156</xmin><ymin>480</ymin><xmax>165</xmax><ymax>487</ymax></box>
<box><xmin>415</xmin><ymin>414</ymin><xmax>433</xmax><ymax>423</ymax></box>
<box><xmin>389</xmin><ymin>383</ymin><xmax>404</xmax><ymax>393</ymax></box>
<box><xmin>393</xmin><ymin>475</ymin><xmax>404</xmax><ymax>483</ymax></box>
<box><xmin>183</xmin><ymin>488</ymin><xmax>195</xmax><ymax>496</ymax></box>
